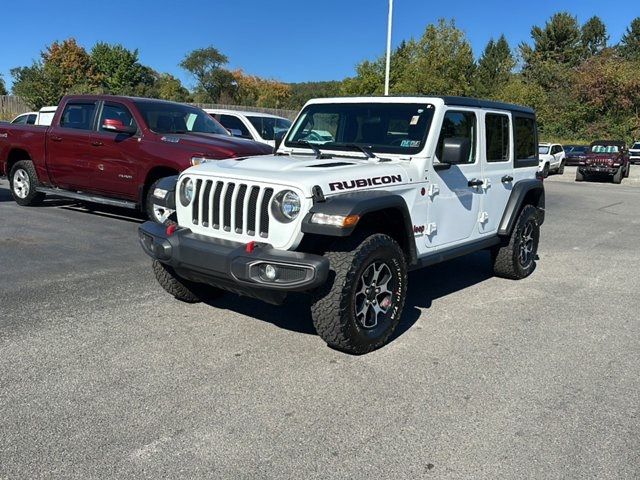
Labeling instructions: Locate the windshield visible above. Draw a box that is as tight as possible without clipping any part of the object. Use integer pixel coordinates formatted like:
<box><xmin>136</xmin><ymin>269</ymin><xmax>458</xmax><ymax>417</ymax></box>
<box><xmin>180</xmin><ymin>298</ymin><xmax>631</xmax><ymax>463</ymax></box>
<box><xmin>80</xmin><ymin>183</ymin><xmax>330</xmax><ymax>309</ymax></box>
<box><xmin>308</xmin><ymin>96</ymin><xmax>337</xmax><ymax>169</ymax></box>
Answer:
<box><xmin>285</xmin><ymin>102</ymin><xmax>435</xmax><ymax>155</ymax></box>
<box><xmin>538</xmin><ymin>145</ymin><xmax>550</xmax><ymax>154</ymax></box>
<box><xmin>134</xmin><ymin>101</ymin><xmax>229</xmax><ymax>135</ymax></box>
<box><xmin>591</xmin><ymin>145</ymin><xmax>619</xmax><ymax>153</ymax></box>
<box><xmin>632</xmin><ymin>143</ymin><xmax>640</xmax><ymax>150</ymax></box>
<box><xmin>568</xmin><ymin>146</ymin><xmax>587</xmax><ymax>153</ymax></box>
<box><xmin>247</xmin><ymin>116</ymin><xmax>292</xmax><ymax>141</ymax></box>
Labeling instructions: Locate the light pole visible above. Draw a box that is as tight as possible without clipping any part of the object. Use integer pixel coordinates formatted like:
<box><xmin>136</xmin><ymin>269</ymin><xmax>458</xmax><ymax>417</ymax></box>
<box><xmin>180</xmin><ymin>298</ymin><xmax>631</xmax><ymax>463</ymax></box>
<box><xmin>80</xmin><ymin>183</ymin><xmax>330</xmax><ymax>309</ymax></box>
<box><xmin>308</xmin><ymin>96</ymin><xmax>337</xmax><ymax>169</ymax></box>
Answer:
<box><xmin>384</xmin><ymin>0</ymin><xmax>393</xmax><ymax>96</ymax></box>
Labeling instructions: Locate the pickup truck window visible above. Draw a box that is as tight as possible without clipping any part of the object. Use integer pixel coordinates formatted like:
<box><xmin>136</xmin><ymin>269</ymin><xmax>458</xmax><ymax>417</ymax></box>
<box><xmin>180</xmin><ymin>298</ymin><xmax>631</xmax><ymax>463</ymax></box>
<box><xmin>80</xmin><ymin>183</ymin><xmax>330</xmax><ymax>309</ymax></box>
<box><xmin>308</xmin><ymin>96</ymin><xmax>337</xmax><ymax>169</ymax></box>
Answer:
<box><xmin>247</xmin><ymin>116</ymin><xmax>292</xmax><ymax>141</ymax></box>
<box><xmin>217</xmin><ymin>114</ymin><xmax>252</xmax><ymax>139</ymax></box>
<box><xmin>135</xmin><ymin>101</ymin><xmax>228</xmax><ymax>136</ymax></box>
<box><xmin>60</xmin><ymin>103</ymin><xmax>97</xmax><ymax>131</ymax></box>
<box><xmin>99</xmin><ymin>103</ymin><xmax>137</xmax><ymax>132</ymax></box>
<box><xmin>286</xmin><ymin>103</ymin><xmax>434</xmax><ymax>155</ymax></box>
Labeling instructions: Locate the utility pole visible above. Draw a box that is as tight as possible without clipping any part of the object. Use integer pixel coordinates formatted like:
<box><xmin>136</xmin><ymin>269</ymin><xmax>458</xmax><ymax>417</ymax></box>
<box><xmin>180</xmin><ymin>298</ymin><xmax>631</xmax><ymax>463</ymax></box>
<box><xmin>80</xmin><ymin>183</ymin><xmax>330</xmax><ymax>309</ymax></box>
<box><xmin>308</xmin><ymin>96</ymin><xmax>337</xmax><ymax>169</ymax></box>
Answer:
<box><xmin>384</xmin><ymin>0</ymin><xmax>393</xmax><ymax>95</ymax></box>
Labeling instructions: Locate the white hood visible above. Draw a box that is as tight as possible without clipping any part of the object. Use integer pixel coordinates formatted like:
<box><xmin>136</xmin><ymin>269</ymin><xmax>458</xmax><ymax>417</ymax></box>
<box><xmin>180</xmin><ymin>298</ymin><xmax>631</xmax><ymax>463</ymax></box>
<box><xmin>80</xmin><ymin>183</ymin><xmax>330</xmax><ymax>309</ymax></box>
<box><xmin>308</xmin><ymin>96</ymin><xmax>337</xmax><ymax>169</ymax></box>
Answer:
<box><xmin>185</xmin><ymin>154</ymin><xmax>413</xmax><ymax>197</ymax></box>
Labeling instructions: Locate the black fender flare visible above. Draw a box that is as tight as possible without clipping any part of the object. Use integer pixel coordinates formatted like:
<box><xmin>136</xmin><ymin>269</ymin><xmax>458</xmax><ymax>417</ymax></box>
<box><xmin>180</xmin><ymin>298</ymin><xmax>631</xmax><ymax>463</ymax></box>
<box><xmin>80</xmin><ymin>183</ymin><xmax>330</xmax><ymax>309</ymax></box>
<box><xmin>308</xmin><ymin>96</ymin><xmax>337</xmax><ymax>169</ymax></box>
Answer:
<box><xmin>148</xmin><ymin>175</ymin><xmax>179</xmax><ymax>209</ymax></box>
<box><xmin>301</xmin><ymin>190</ymin><xmax>417</xmax><ymax>264</ymax></box>
<box><xmin>498</xmin><ymin>179</ymin><xmax>545</xmax><ymax>236</ymax></box>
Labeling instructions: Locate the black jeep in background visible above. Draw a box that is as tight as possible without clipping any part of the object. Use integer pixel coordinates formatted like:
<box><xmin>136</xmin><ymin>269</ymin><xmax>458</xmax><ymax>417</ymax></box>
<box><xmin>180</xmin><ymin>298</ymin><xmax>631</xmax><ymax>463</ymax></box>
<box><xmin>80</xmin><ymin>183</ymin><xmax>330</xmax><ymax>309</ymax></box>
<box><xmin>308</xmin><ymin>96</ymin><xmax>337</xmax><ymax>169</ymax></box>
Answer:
<box><xmin>576</xmin><ymin>140</ymin><xmax>631</xmax><ymax>184</ymax></box>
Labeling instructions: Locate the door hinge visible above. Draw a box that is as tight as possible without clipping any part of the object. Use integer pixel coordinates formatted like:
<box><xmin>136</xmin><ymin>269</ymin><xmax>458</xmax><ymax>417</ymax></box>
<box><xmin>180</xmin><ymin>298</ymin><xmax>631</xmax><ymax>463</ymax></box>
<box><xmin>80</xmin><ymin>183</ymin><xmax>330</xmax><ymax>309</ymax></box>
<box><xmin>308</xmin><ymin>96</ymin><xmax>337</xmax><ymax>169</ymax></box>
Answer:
<box><xmin>483</xmin><ymin>178</ymin><xmax>491</xmax><ymax>189</ymax></box>
<box><xmin>478</xmin><ymin>211</ymin><xmax>489</xmax><ymax>224</ymax></box>
<box><xmin>427</xmin><ymin>183</ymin><xmax>439</xmax><ymax>197</ymax></box>
<box><xmin>425</xmin><ymin>223</ymin><xmax>437</xmax><ymax>236</ymax></box>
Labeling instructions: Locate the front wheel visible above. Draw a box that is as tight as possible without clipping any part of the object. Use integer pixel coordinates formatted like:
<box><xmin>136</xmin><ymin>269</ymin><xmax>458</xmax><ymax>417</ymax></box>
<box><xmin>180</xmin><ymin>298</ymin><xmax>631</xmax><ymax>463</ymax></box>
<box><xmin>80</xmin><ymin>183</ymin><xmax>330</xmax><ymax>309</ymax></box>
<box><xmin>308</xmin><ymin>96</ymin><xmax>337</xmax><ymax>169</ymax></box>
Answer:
<box><xmin>542</xmin><ymin>163</ymin><xmax>550</xmax><ymax>178</ymax></box>
<box><xmin>146</xmin><ymin>178</ymin><xmax>175</xmax><ymax>224</ymax></box>
<box><xmin>575</xmin><ymin>169</ymin><xmax>585</xmax><ymax>182</ymax></box>
<box><xmin>557</xmin><ymin>161</ymin><xmax>565</xmax><ymax>175</ymax></box>
<box><xmin>493</xmin><ymin>204</ymin><xmax>540</xmax><ymax>280</ymax></box>
<box><xmin>9</xmin><ymin>160</ymin><xmax>45</xmax><ymax>206</ymax></box>
<box><xmin>612</xmin><ymin>167</ymin><xmax>623</xmax><ymax>184</ymax></box>
<box><xmin>311</xmin><ymin>234</ymin><xmax>408</xmax><ymax>354</ymax></box>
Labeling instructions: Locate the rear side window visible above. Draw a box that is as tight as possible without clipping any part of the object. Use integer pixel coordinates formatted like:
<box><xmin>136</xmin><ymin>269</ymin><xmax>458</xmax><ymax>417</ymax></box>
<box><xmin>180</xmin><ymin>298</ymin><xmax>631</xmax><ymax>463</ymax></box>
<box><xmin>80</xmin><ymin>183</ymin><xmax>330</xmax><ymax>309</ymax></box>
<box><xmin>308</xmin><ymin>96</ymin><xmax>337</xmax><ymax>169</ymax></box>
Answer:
<box><xmin>60</xmin><ymin>103</ymin><xmax>96</xmax><ymax>130</ymax></box>
<box><xmin>435</xmin><ymin>110</ymin><xmax>477</xmax><ymax>164</ymax></box>
<box><xmin>217</xmin><ymin>114</ymin><xmax>252</xmax><ymax>139</ymax></box>
<box><xmin>26</xmin><ymin>114</ymin><xmax>37</xmax><ymax>125</ymax></box>
<box><xmin>485</xmin><ymin>113</ymin><xmax>510</xmax><ymax>162</ymax></box>
<box><xmin>514</xmin><ymin>116</ymin><xmax>538</xmax><ymax>167</ymax></box>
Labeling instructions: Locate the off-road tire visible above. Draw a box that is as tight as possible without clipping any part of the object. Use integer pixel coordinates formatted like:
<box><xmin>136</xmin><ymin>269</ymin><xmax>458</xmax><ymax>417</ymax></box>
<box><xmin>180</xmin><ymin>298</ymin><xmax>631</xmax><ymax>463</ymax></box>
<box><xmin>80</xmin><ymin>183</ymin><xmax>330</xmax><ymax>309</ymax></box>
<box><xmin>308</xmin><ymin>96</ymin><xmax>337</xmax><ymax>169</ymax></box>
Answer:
<box><xmin>152</xmin><ymin>260</ymin><xmax>204</xmax><ymax>303</ymax></box>
<box><xmin>493</xmin><ymin>204</ymin><xmax>540</xmax><ymax>280</ymax></box>
<box><xmin>575</xmin><ymin>169</ymin><xmax>585</xmax><ymax>182</ymax></box>
<box><xmin>9</xmin><ymin>160</ymin><xmax>45</xmax><ymax>206</ymax></box>
<box><xmin>612</xmin><ymin>167</ymin><xmax>623</xmax><ymax>184</ymax></box>
<box><xmin>311</xmin><ymin>233</ymin><xmax>408</xmax><ymax>355</ymax></box>
<box><xmin>624</xmin><ymin>163</ymin><xmax>630</xmax><ymax>178</ymax></box>
<box><xmin>145</xmin><ymin>178</ymin><xmax>175</xmax><ymax>224</ymax></box>
<box><xmin>542</xmin><ymin>163</ymin><xmax>550</xmax><ymax>178</ymax></box>
<box><xmin>557</xmin><ymin>160</ymin><xmax>565</xmax><ymax>175</ymax></box>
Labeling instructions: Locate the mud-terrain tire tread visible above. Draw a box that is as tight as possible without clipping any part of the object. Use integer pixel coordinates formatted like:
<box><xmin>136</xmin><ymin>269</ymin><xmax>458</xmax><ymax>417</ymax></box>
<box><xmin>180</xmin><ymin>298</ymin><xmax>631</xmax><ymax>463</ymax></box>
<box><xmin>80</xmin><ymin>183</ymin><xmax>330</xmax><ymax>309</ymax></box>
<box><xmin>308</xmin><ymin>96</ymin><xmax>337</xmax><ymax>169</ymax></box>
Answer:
<box><xmin>612</xmin><ymin>167</ymin><xmax>623</xmax><ymax>184</ymax></box>
<box><xmin>9</xmin><ymin>160</ymin><xmax>45</xmax><ymax>206</ymax></box>
<box><xmin>153</xmin><ymin>260</ymin><xmax>202</xmax><ymax>303</ymax></box>
<box><xmin>575</xmin><ymin>169</ymin><xmax>585</xmax><ymax>182</ymax></box>
<box><xmin>493</xmin><ymin>204</ymin><xmax>540</xmax><ymax>280</ymax></box>
<box><xmin>311</xmin><ymin>233</ymin><xmax>407</xmax><ymax>354</ymax></box>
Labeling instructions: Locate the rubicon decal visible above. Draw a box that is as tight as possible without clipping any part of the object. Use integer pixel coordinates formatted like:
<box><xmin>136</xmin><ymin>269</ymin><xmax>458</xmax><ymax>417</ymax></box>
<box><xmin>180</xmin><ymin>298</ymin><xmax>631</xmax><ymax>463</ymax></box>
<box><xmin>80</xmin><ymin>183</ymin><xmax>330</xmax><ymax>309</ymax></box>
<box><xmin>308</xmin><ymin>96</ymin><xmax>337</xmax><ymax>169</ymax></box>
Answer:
<box><xmin>329</xmin><ymin>174</ymin><xmax>402</xmax><ymax>191</ymax></box>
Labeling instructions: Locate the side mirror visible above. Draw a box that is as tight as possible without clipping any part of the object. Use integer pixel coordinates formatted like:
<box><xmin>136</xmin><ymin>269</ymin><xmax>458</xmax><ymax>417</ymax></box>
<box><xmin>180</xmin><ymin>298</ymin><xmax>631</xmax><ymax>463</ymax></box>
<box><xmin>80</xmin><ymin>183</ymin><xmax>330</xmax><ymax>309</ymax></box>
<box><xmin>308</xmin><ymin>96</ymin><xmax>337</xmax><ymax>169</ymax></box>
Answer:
<box><xmin>273</xmin><ymin>130</ymin><xmax>286</xmax><ymax>153</ymax></box>
<box><xmin>439</xmin><ymin>137</ymin><xmax>471</xmax><ymax>167</ymax></box>
<box><xmin>228</xmin><ymin>128</ymin><xmax>243</xmax><ymax>137</ymax></box>
<box><xmin>102</xmin><ymin>118</ymin><xmax>136</xmax><ymax>135</ymax></box>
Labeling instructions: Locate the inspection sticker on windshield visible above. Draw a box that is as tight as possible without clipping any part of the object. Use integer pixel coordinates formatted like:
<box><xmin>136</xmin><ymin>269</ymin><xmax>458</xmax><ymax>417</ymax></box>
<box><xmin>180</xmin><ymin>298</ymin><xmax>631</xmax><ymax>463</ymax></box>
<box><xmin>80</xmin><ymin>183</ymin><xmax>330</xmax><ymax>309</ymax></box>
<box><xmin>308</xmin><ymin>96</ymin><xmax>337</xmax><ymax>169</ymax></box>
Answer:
<box><xmin>410</xmin><ymin>115</ymin><xmax>420</xmax><ymax>125</ymax></box>
<box><xmin>400</xmin><ymin>139</ymin><xmax>421</xmax><ymax>148</ymax></box>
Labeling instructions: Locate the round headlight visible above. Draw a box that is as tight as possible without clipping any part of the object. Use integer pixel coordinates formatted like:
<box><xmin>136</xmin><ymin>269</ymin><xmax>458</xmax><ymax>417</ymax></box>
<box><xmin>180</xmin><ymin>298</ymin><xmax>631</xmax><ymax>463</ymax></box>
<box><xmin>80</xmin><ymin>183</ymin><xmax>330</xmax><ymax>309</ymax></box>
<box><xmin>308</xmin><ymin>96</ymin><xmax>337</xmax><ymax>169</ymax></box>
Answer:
<box><xmin>272</xmin><ymin>190</ymin><xmax>301</xmax><ymax>222</ymax></box>
<box><xmin>179</xmin><ymin>178</ymin><xmax>194</xmax><ymax>206</ymax></box>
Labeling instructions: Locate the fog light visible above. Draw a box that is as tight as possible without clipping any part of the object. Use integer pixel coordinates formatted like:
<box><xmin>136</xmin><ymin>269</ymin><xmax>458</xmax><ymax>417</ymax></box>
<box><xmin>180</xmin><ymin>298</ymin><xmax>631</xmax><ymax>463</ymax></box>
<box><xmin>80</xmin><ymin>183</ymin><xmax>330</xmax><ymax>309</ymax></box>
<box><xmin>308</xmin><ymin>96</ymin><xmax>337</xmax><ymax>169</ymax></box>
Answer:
<box><xmin>263</xmin><ymin>264</ymin><xmax>278</xmax><ymax>281</ymax></box>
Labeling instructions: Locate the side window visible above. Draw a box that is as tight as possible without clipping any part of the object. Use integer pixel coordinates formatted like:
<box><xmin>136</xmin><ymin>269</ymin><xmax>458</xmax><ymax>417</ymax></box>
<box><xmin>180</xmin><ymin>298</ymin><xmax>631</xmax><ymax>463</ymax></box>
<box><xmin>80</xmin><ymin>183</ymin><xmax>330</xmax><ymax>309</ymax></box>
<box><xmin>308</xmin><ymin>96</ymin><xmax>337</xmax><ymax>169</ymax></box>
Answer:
<box><xmin>98</xmin><ymin>103</ymin><xmax>137</xmax><ymax>132</ymax></box>
<box><xmin>26</xmin><ymin>114</ymin><xmax>37</xmax><ymax>125</ymax></box>
<box><xmin>219</xmin><ymin>115</ymin><xmax>251</xmax><ymax>139</ymax></box>
<box><xmin>60</xmin><ymin>103</ymin><xmax>97</xmax><ymax>130</ymax></box>
<box><xmin>435</xmin><ymin>110</ymin><xmax>477</xmax><ymax>164</ymax></box>
<box><xmin>485</xmin><ymin>113</ymin><xmax>510</xmax><ymax>162</ymax></box>
<box><xmin>12</xmin><ymin>115</ymin><xmax>27</xmax><ymax>124</ymax></box>
<box><xmin>514</xmin><ymin>116</ymin><xmax>537</xmax><ymax>167</ymax></box>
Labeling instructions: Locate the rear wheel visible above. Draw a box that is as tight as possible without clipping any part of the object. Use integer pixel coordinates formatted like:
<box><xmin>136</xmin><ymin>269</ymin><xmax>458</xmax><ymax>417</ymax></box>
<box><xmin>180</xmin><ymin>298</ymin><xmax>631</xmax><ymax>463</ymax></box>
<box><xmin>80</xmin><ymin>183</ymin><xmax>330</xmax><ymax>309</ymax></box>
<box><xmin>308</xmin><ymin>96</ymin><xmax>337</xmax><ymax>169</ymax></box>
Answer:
<box><xmin>311</xmin><ymin>233</ymin><xmax>407</xmax><ymax>354</ymax></box>
<box><xmin>9</xmin><ymin>160</ymin><xmax>45</xmax><ymax>206</ymax></box>
<box><xmin>493</xmin><ymin>204</ymin><xmax>540</xmax><ymax>280</ymax></box>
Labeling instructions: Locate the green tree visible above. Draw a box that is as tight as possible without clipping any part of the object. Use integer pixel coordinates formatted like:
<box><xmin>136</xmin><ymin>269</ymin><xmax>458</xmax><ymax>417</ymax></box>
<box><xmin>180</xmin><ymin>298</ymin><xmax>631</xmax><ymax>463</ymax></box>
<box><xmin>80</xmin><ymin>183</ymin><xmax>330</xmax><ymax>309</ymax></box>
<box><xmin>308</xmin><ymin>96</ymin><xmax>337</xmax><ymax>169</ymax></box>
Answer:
<box><xmin>180</xmin><ymin>47</ymin><xmax>230</xmax><ymax>102</ymax></box>
<box><xmin>521</xmin><ymin>12</ymin><xmax>583</xmax><ymax>72</ymax></box>
<box><xmin>90</xmin><ymin>43</ymin><xmax>151</xmax><ymax>95</ymax></box>
<box><xmin>154</xmin><ymin>73</ymin><xmax>191</xmax><ymax>102</ymax></box>
<box><xmin>0</xmin><ymin>74</ymin><xmax>7</xmax><ymax>95</ymax></box>
<box><xmin>474</xmin><ymin>35</ymin><xmax>515</xmax><ymax>97</ymax></box>
<box><xmin>581</xmin><ymin>16</ymin><xmax>608</xmax><ymax>56</ymax></box>
<box><xmin>619</xmin><ymin>17</ymin><xmax>640</xmax><ymax>61</ymax></box>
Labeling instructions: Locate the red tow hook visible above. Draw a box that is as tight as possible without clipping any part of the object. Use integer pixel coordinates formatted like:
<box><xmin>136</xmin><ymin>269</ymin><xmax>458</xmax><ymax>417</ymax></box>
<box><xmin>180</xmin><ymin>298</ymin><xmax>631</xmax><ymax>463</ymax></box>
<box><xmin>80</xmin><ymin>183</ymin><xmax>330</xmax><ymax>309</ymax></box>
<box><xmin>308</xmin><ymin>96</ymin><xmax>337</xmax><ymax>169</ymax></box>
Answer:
<box><xmin>166</xmin><ymin>224</ymin><xmax>177</xmax><ymax>236</ymax></box>
<box><xmin>246</xmin><ymin>241</ymin><xmax>256</xmax><ymax>253</ymax></box>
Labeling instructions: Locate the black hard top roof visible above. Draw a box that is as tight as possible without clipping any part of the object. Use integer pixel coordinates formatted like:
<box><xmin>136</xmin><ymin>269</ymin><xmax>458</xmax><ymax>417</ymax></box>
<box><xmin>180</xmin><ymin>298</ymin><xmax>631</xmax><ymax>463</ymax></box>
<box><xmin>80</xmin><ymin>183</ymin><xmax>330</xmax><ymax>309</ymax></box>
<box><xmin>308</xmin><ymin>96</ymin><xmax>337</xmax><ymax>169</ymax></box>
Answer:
<box><xmin>439</xmin><ymin>96</ymin><xmax>534</xmax><ymax>115</ymax></box>
<box><xmin>590</xmin><ymin>140</ymin><xmax>626</xmax><ymax>147</ymax></box>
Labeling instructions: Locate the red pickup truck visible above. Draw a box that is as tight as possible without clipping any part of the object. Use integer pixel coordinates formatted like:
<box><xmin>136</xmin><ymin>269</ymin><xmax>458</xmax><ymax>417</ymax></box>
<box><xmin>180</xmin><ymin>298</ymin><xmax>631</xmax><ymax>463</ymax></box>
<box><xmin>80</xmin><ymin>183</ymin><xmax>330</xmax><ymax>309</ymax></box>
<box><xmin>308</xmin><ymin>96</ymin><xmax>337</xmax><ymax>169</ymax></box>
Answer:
<box><xmin>0</xmin><ymin>95</ymin><xmax>272</xmax><ymax>221</ymax></box>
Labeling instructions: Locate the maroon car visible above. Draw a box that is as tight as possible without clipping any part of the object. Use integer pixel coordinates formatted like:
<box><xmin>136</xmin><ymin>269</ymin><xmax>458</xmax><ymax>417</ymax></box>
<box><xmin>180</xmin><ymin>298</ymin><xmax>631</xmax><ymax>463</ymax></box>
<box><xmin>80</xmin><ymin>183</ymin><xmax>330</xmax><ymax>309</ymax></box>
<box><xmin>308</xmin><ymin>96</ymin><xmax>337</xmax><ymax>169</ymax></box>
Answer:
<box><xmin>0</xmin><ymin>95</ymin><xmax>272</xmax><ymax>221</ymax></box>
<box><xmin>576</xmin><ymin>140</ymin><xmax>631</xmax><ymax>184</ymax></box>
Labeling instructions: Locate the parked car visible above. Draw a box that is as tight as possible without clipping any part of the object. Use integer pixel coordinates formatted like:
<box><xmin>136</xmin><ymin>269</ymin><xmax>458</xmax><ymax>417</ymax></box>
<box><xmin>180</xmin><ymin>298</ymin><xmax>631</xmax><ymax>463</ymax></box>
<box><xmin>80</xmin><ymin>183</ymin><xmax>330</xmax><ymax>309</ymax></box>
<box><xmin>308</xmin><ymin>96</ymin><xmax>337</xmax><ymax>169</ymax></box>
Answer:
<box><xmin>11</xmin><ymin>106</ymin><xmax>57</xmax><ymax>126</ymax></box>
<box><xmin>563</xmin><ymin>145</ymin><xmax>589</xmax><ymax>166</ymax></box>
<box><xmin>576</xmin><ymin>140</ymin><xmax>630</xmax><ymax>184</ymax></box>
<box><xmin>630</xmin><ymin>141</ymin><xmax>640</xmax><ymax>165</ymax></box>
<box><xmin>0</xmin><ymin>95</ymin><xmax>272</xmax><ymax>222</ymax></box>
<box><xmin>538</xmin><ymin>142</ymin><xmax>565</xmax><ymax>176</ymax></box>
<box><xmin>140</xmin><ymin>96</ymin><xmax>544</xmax><ymax>354</ymax></box>
<box><xmin>205</xmin><ymin>109</ymin><xmax>292</xmax><ymax>147</ymax></box>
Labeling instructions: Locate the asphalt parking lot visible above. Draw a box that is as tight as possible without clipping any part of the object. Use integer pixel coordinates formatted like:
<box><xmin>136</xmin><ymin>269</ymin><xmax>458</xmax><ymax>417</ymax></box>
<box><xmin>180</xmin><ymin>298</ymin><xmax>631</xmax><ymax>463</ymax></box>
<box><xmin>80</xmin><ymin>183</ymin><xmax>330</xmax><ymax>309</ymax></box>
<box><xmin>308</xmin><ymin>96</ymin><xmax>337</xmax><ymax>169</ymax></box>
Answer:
<box><xmin>1</xmin><ymin>166</ymin><xmax>639</xmax><ymax>479</ymax></box>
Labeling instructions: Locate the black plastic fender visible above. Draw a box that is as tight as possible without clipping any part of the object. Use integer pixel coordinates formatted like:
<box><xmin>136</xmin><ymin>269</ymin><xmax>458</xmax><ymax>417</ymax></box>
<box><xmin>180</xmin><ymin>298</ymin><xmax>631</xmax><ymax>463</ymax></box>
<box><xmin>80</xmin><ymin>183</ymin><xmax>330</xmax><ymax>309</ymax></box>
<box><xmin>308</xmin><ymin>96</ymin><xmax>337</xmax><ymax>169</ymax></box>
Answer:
<box><xmin>498</xmin><ymin>179</ymin><xmax>545</xmax><ymax>236</ymax></box>
<box><xmin>152</xmin><ymin>175</ymin><xmax>179</xmax><ymax>209</ymax></box>
<box><xmin>301</xmin><ymin>190</ymin><xmax>417</xmax><ymax>264</ymax></box>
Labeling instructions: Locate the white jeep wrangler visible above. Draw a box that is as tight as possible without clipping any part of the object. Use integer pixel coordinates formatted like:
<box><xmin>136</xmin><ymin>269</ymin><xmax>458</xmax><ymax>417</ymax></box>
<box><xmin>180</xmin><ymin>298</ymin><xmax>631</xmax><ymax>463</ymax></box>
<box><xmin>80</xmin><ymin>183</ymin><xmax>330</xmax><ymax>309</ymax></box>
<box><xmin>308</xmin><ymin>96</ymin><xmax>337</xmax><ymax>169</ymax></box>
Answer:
<box><xmin>140</xmin><ymin>96</ymin><xmax>545</xmax><ymax>354</ymax></box>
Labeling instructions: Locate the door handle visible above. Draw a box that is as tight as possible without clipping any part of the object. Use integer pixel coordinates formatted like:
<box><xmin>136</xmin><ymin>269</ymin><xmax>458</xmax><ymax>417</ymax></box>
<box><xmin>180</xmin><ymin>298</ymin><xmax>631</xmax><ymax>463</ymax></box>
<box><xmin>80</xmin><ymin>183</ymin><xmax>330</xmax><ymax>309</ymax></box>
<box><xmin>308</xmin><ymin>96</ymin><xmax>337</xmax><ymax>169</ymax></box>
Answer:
<box><xmin>91</xmin><ymin>141</ymin><xmax>103</xmax><ymax>147</ymax></box>
<box><xmin>467</xmin><ymin>178</ymin><xmax>484</xmax><ymax>187</ymax></box>
<box><xmin>50</xmin><ymin>135</ymin><xmax>62</xmax><ymax>142</ymax></box>
<box><xmin>501</xmin><ymin>175</ymin><xmax>514</xmax><ymax>183</ymax></box>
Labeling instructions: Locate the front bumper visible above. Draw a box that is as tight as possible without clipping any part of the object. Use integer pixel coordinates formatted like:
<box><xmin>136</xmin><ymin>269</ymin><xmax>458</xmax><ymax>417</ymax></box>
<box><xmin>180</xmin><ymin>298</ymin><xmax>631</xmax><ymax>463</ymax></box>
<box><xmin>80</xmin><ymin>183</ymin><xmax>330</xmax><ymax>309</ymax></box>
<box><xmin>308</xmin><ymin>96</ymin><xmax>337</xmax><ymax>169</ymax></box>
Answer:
<box><xmin>139</xmin><ymin>221</ymin><xmax>329</xmax><ymax>302</ymax></box>
<box><xmin>578</xmin><ymin>165</ymin><xmax>619</xmax><ymax>175</ymax></box>
<box><xmin>630</xmin><ymin>155</ymin><xmax>640</xmax><ymax>164</ymax></box>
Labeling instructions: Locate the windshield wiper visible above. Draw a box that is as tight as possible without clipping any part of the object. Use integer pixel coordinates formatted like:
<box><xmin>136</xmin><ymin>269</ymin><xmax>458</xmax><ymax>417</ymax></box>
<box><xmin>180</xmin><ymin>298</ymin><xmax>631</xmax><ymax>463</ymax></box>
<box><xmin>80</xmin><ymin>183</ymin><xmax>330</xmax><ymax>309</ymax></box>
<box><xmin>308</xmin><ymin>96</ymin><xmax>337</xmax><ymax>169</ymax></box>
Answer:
<box><xmin>333</xmin><ymin>143</ymin><xmax>377</xmax><ymax>159</ymax></box>
<box><xmin>296</xmin><ymin>140</ymin><xmax>332</xmax><ymax>159</ymax></box>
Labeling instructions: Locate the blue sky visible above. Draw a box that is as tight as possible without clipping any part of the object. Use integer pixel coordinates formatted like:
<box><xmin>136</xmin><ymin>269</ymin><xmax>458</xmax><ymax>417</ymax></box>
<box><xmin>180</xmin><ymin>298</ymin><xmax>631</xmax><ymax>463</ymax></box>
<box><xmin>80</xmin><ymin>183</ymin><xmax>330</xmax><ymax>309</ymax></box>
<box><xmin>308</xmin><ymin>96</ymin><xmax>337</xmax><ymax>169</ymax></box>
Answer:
<box><xmin>0</xmin><ymin>0</ymin><xmax>635</xmax><ymax>90</ymax></box>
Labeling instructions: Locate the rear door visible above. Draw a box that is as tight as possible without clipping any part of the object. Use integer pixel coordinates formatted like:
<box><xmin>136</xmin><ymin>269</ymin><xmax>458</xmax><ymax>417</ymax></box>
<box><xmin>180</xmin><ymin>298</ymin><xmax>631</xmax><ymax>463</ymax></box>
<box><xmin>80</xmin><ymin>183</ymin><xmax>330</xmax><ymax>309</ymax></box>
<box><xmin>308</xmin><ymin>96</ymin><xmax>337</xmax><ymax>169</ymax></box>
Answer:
<box><xmin>478</xmin><ymin>110</ymin><xmax>514</xmax><ymax>235</ymax></box>
<box><xmin>46</xmin><ymin>101</ymin><xmax>98</xmax><ymax>190</ymax></box>
<box><xmin>89</xmin><ymin>101</ymin><xmax>142</xmax><ymax>198</ymax></box>
<box><xmin>426</xmin><ymin>109</ymin><xmax>483</xmax><ymax>249</ymax></box>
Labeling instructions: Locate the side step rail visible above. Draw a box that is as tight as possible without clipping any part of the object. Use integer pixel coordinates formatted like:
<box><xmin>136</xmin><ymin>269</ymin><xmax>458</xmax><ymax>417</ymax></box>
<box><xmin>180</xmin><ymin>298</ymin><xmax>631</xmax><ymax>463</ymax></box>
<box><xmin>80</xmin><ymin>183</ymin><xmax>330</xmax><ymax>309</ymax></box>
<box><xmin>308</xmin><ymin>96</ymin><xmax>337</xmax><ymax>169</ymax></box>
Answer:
<box><xmin>35</xmin><ymin>187</ymin><xmax>138</xmax><ymax>209</ymax></box>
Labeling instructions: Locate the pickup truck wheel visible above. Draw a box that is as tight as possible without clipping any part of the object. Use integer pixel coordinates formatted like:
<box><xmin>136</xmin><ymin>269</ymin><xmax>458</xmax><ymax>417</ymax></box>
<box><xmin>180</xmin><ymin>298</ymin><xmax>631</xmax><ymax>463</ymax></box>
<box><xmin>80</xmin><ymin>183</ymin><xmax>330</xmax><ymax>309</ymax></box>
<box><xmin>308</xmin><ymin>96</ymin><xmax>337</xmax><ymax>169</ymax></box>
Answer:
<box><xmin>311</xmin><ymin>233</ymin><xmax>407</xmax><ymax>354</ymax></box>
<box><xmin>146</xmin><ymin>179</ymin><xmax>175</xmax><ymax>224</ymax></box>
<box><xmin>612</xmin><ymin>167</ymin><xmax>623</xmax><ymax>184</ymax></box>
<box><xmin>493</xmin><ymin>204</ymin><xmax>540</xmax><ymax>280</ymax></box>
<box><xmin>9</xmin><ymin>161</ymin><xmax>45</xmax><ymax>206</ymax></box>
<box><xmin>152</xmin><ymin>260</ymin><xmax>203</xmax><ymax>303</ymax></box>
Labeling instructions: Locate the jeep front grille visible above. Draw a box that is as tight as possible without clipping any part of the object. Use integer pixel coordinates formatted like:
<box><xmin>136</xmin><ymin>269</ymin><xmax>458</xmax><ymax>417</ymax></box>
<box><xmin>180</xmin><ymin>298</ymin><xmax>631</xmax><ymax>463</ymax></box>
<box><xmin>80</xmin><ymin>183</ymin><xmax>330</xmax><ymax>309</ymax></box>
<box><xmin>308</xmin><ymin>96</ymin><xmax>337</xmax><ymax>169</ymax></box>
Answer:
<box><xmin>191</xmin><ymin>179</ymin><xmax>274</xmax><ymax>238</ymax></box>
